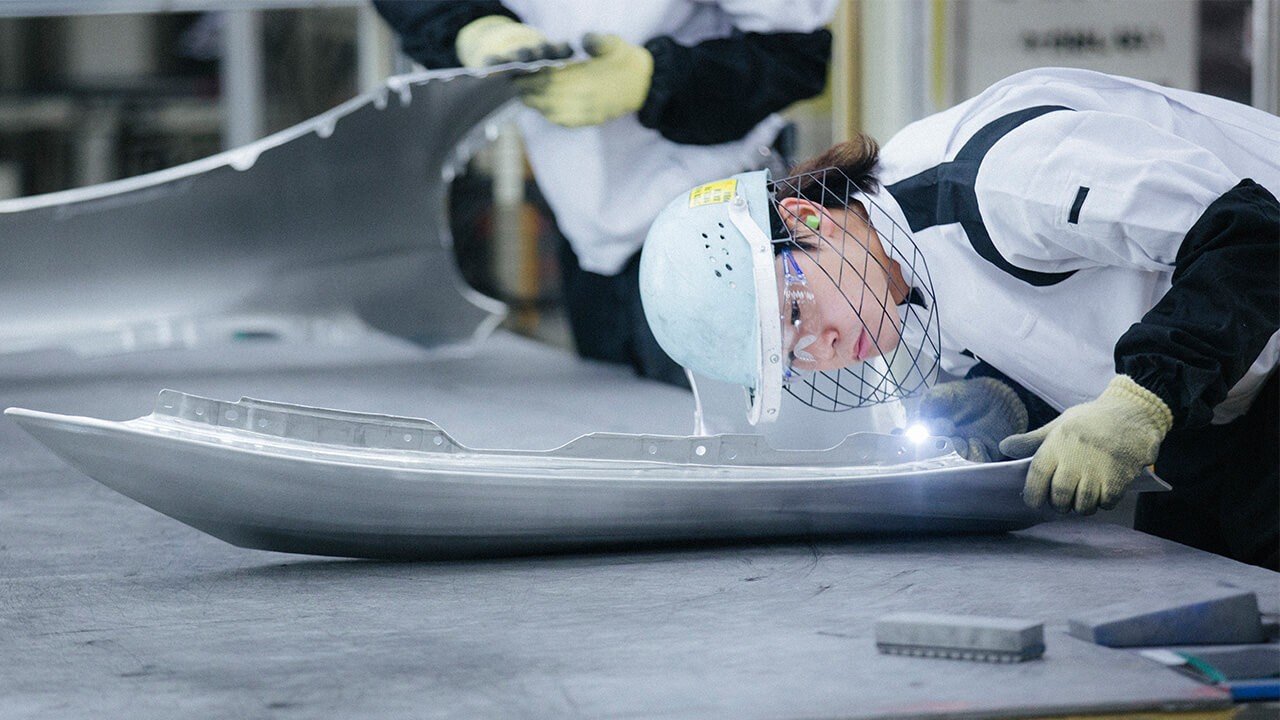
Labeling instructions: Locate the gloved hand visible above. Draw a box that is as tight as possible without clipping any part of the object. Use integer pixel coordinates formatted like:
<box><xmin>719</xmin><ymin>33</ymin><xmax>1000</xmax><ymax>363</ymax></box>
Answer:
<box><xmin>913</xmin><ymin>377</ymin><xmax>1028</xmax><ymax>461</ymax></box>
<box><xmin>515</xmin><ymin>33</ymin><xmax>653</xmax><ymax>127</ymax></box>
<box><xmin>455</xmin><ymin>15</ymin><xmax>570</xmax><ymax>68</ymax></box>
<box><xmin>999</xmin><ymin>375</ymin><xmax>1173</xmax><ymax>515</ymax></box>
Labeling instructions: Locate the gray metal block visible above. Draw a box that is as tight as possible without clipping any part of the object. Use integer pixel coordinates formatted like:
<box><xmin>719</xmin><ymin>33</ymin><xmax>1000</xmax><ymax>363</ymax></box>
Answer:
<box><xmin>1069</xmin><ymin>588</ymin><xmax>1265</xmax><ymax>647</ymax></box>
<box><xmin>875</xmin><ymin>612</ymin><xmax>1046</xmax><ymax>662</ymax></box>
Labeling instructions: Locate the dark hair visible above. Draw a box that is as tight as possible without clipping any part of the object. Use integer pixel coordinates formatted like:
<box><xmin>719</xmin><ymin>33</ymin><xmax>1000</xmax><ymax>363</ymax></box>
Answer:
<box><xmin>768</xmin><ymin>134</ymin><xmax>881</xmax><ymax>243</ymax></box>
<box><xmin>774</xmin><ymin>134</ymin><xmax>881</xmax><ymax>206</ymax></box>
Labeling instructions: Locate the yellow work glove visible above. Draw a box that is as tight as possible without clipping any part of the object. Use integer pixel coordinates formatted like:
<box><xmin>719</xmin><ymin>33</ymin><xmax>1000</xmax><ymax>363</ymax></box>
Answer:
<box><xmin>913</xmin><ymin>378</ymin><xmax>1029</xmax><ymax>461</ymax></box>
<box><xmin>515</xmin><ymin>33</ymin><xmax>653</xmax><ymax>127</ymax></box>
<box><xmin>999</xmin><ymin>375</ymin><xmax>1173</xmax><ymax>515</ymax></box>
<box><xmin>455</xmin><ymin>16</ymin><xmax>570</xmax><ymax>68</ymax></box>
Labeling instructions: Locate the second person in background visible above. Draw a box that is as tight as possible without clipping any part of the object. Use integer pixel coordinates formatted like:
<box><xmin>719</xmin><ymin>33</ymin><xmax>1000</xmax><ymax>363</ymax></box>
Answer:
<box><xmin>374</xmin><ymin>0</ymin><xmax>837</xmax><ymax>385</ymax></box>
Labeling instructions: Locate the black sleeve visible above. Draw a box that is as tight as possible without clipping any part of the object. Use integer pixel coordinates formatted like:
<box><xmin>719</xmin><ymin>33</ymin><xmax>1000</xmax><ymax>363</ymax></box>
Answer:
<box><xmin>638</xmin><ymin>30</ymin><xmax>832</xmax><ymax>145</ymax></box>
<box><xmin>372</xmin><ymin>1</ymin><xmax>517</xmax><ymax>69</ymax></box>
<box><xmin>963</xmin><ymin>361</ymin><xmax>1061</xmax><ymax>431</ymax></box>
<box><xmin>1115</xmin><ymin>179</ymin><xmax>1280</xmax><ymax>429</ymax></box>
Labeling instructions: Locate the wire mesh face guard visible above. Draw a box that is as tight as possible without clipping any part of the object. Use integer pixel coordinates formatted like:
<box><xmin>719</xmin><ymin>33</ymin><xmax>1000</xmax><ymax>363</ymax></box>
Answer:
<box><xmin>769</xmin><ymin>168</ymin><xmax>941</xmax><ymax>411</ymax></box>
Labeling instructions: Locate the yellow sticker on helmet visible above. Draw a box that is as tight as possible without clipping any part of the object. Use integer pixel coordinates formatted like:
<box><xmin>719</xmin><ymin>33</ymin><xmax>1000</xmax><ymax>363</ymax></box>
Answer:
<box><xmin>688</xmin><ymin>179</ymin><xmax>738</xmax><ymax>208</ymax></box>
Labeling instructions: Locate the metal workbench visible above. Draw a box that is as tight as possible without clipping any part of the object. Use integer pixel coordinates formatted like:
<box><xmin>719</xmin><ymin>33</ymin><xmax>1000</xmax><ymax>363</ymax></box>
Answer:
<box><xmin>2</xmin><ymin>334</ymin><xmax>1277</xmax><ymax>719</ymax></box>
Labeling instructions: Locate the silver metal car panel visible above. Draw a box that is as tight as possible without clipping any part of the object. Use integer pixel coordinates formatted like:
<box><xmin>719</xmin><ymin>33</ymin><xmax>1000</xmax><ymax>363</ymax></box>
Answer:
<box><xmin>5</xmin><ymin>389</ymin><xmax>1078</xmax><ymax>560</ymax></box>
<box><xmin>0</xmin><ymin>67</ymin><xmax>548</xmax><ymax>355</ymax></box>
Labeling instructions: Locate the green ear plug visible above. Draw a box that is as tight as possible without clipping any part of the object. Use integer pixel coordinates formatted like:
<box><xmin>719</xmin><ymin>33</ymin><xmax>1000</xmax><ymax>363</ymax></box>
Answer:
<box><xmin>804</xmin><ymin>215</ymin><xmax>821</xmax><ymax>231</ymax></box>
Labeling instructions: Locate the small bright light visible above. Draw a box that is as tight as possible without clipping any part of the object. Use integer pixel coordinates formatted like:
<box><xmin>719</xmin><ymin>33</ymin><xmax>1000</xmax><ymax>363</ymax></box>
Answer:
<box><xmin>904</xmin><ymin>423</ymin><xmax>931</xmax><ymax>444</ymax></box>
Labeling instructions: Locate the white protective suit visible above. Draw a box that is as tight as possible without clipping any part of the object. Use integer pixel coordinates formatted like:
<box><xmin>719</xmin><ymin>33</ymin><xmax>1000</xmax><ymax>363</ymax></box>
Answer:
<box><xmin>874</xmin><ymin>67</ymin><xmax>1280</xmax><ymax>425</ymax></box>
<box><xmin>499</xmin><ymin>0</ymin><xmax>837</xmax><ymax>275</ymax></box>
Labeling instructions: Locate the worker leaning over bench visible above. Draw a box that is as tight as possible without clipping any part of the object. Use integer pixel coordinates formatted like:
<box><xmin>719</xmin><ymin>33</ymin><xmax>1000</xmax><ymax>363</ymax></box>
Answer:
<box><xmin>638</xmin><ymin>68</ymin><xmax>1280</xmax><ymax>570</ymax></box>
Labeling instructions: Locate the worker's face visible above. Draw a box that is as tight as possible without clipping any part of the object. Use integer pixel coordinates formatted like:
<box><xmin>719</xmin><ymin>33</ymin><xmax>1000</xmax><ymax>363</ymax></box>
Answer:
<box><xmin>774</xmin><ymin>199</ymin><xmax>902</xmax><ymax>373</ymax></box>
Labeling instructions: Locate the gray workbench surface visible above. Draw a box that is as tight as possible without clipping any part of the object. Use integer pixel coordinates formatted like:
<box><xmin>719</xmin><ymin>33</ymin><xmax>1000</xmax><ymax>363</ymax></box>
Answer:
<box><xmin>3</xmin><ymin>332</ymin><xmax>1277</xmax><ymax>719</ymax></box>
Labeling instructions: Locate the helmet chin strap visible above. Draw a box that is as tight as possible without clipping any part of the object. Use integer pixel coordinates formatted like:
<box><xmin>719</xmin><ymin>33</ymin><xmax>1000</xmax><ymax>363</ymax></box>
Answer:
<box><xmin>727</xmin><ymin>193</ymin><xmax>783</xmax><ymax>425</ymax></box>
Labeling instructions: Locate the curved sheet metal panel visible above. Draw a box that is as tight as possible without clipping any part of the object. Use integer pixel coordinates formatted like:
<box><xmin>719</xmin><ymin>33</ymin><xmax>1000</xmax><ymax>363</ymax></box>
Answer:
<box><xmin>6</xmin><ymin>390</ymin><xmax>1062</xmax><ymax>560</ymax></box>
<box><xmin>0</xmin><ymin>67</ymin><xmax>537</xmax><ymax>354</ymax></box>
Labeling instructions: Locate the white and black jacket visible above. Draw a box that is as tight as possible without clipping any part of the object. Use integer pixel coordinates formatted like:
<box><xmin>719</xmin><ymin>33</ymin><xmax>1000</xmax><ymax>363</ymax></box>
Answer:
<box><xmin>876</xmin><ymin>68</ymin><xmax>1279</xmax><ymax>429</ymax></box>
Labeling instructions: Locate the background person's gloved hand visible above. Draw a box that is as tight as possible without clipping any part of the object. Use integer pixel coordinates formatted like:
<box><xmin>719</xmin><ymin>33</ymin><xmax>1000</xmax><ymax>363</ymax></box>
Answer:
<box><xmin>456</xmin><ymin>16</ymin><xmax>570</xmax><ymax>68</ymax></box>
<box><xmin>913</xmin><ymin>377</ymin><xmax>1028</xmax><ymax>461</ymax></box>
<box><xmin>1000</xmin><ymin>375</ymin><xmax>1173</xmax><ymax>515</ymax></box>
<box><xmin>515</xmin><ymin>33</ymin><xmax>653</xmax><ymax>127</ymax></box>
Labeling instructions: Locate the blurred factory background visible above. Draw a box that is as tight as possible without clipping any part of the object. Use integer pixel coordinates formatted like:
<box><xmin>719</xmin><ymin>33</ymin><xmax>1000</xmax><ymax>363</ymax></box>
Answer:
<box><xmin>0</xmin><ymin>0</ymin><xmax>1274</xmax><ymax>345</ymax></box>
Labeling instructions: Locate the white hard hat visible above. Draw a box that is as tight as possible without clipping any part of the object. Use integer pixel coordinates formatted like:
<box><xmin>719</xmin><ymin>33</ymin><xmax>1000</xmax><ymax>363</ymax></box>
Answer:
<box><xmin>638</xmin><ymin>170</ymin><xmax>784</xmax><ymax>424</ymax></box>
<box><xmin>641</xmin><ymin>167</ymin><xmax>942</xmax><ymax>425</ymax></box>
